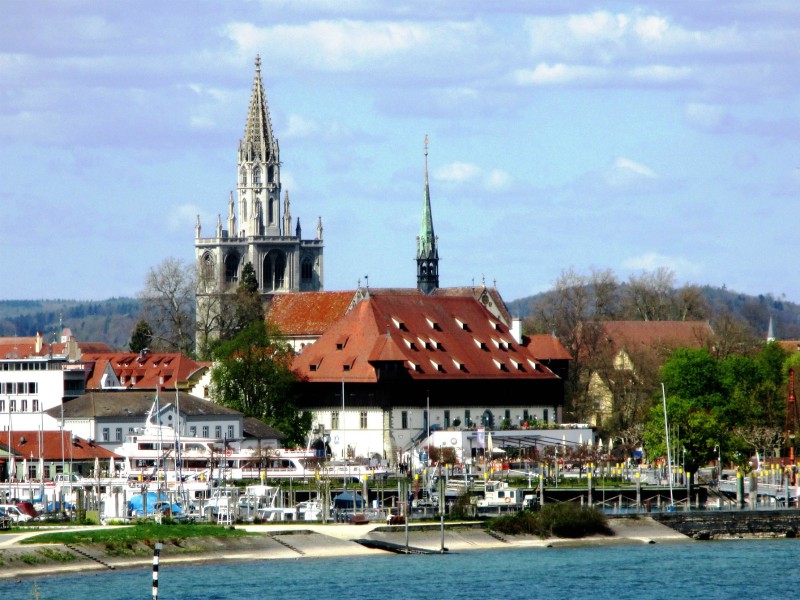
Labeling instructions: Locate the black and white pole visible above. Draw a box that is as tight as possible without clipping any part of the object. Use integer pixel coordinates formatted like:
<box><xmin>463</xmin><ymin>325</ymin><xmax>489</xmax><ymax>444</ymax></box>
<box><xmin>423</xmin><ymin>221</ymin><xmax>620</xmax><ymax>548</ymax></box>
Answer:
<box><xmin>152</xmin><ymin>542</ymin><xmax>163</xmax><ymax>599</ymax></box>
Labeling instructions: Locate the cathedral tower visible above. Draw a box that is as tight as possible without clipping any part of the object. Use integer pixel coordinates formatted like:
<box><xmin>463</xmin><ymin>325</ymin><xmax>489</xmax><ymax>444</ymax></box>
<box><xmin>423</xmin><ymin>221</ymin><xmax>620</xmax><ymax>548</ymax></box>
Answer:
<box><xmin>416</xmin><ymin>135</ymin><xmax>439</xmax><ymax>295</ymax></box>
<box><xmin>195</xmin><ymin>57</ymin><xmax>324</xmax><ymax>349</ymax></box>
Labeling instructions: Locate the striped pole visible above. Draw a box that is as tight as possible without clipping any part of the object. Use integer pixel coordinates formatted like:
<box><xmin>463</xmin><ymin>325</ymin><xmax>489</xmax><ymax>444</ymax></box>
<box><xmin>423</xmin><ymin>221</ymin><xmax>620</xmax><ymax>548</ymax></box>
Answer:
<box><xmin>152</xmin><ymin>542</ymin><xmax>163</xmax><ymax>599</ymax></box>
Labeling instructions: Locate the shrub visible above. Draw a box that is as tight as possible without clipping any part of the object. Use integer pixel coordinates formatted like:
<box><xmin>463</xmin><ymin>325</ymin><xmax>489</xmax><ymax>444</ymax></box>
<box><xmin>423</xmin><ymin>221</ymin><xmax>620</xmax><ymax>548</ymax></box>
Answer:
<box><xmin>489</xmin><ymin>504</ymin><xmax>612</xmax><ymax>539</ymax></box>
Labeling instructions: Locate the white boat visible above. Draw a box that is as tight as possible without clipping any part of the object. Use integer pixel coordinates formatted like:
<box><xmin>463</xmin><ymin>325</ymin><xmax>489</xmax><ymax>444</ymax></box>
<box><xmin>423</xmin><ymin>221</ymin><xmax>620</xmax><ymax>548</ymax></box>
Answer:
<box><xmin>476</xmin><ymin>480</ymin><xmax>532</xmax><ymax>513</ymax></box>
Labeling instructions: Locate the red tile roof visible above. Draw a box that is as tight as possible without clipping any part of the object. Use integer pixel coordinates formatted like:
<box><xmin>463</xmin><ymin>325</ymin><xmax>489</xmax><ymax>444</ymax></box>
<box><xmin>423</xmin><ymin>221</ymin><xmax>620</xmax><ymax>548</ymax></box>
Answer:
<box><xmin>0</xmin><ymin>431</ymin><xmax>120</xmax><ymax>460</ymax></box>
<box><xmin>82</xmin><ymin>352</ymin><xmax>205</xmax><ymax>390</ymax></box>
<box><xmin>294</xmin><ymin>293</ymin><xmax>560</xmax><ymax>383</ymax></box>
<box><xmin>266</xmin><ymin>291</ymin><xmax>356</xmax><ymax>336</ymax></box>
<box><xmin>600</xmin><ymin>321</ymin><xmax>714</xmax><ymax>356</ymax></box>
<box><xmin>525</xmin><ymin>334</ymin><xmax>573</xmax><ymax>361</ymax></box>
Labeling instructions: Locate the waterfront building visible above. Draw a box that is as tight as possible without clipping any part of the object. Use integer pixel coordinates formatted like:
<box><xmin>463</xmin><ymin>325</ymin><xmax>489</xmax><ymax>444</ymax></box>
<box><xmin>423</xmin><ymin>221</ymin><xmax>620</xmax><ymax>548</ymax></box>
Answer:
<box><xmin>47</xmin><ymin>390</ymin><xmax>244</xmax><ymax>450</ymax></box>
<box><xmin>292</xmin><ymin>291</ymin><xmax>565</xmax><ymax>462</ymax></box>
<box><xmin>1</xmin><ymin>430</ymin><xmax>119</xmax><ymax>481</ymax></box>
<box><xmin>0</xmin><ymin>332</ymin><xmax>94</xmax><ymax>433</ymax></box>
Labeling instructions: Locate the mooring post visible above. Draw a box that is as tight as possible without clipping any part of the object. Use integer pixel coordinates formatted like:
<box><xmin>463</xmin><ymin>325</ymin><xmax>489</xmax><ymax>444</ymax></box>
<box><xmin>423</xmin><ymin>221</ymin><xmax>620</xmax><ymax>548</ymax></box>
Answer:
<box><xmin>152</xmin><ymin>542</ymin><xmax>162</xmax><ymax>599</ymax></box>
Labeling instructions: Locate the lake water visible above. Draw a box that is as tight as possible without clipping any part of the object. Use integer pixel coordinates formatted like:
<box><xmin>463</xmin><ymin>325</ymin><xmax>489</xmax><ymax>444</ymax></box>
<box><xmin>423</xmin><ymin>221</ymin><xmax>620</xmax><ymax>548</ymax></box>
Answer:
<box><xmin>4</xmin><ymin>539</ymin><xmax>798</xmax><ymax>599</ymax></box>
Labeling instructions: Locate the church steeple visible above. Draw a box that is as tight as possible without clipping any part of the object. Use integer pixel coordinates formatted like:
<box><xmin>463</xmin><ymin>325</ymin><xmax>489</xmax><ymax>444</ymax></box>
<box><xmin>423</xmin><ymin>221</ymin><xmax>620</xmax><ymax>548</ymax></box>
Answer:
<box><xmin>238</xmin><ymin>55</ymin><xmax>281</xmax><ymax>237</ymax></box>
<box><xmin>416</xmin><ymin>134</ymin><xmax>439</xmax><ymax>295</ymax></box>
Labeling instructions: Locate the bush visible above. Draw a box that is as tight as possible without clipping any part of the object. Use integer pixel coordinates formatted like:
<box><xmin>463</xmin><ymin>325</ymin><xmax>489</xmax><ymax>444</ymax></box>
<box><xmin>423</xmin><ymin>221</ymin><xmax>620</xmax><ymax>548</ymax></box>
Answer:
<box><xmin>489</xmin><ymin>504</ymin><xmax>613</xmax><ymax>539</ymax></box>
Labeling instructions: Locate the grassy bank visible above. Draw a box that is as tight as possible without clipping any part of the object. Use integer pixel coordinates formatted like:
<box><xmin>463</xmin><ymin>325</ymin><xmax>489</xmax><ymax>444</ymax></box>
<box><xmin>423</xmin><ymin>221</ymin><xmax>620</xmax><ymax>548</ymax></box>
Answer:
<box><xmin>21</xmin><ymin>522</ymin><xmax>250</xmax><ymax>549</ymax></box>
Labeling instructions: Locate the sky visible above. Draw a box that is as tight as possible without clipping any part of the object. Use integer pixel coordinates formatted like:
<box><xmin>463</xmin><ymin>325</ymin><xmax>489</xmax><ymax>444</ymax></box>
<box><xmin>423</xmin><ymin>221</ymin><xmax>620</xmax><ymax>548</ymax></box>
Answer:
<box><xmin>2</xmin><ymin>1</ymin><xmax>800</xmax><ymax>304</ymax></box>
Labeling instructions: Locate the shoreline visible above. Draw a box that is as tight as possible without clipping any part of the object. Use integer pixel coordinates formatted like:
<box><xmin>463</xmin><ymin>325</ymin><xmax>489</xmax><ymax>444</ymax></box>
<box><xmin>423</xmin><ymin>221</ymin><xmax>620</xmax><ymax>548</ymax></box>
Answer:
<box><xmin>2</xmin><ymin>515</ymin><xmax>774</xmax><ymax>581</ymax></box>
<box><xmin>0</xmin><ymin>517</ymin><xmax>689</xmax><ymax>581</ymax></box>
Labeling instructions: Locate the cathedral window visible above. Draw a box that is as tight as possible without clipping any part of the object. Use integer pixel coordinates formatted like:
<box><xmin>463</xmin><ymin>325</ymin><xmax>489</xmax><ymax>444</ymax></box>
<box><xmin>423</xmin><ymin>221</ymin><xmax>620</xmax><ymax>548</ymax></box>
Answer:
<box><xmin>240</xmin><ymin>168</ymin><xmax>247</xmax><ymax>185</ymax></box>
<box><xmin>253</xmin><ymin>167</ymin><xmax>262</xmax><ymax>185</ymax></box>
<box><xmin>224</xmin><ymin>253</ymin><xmax>240</xmax><ymax>284</ymax></box>
<box><xmin>263</xmin><ymin>250</ymin><xmax>286</xmax><ymax>291</ymax></box>
<box><xmin>201</xmin><ymin>253</ymin><xmax>215</xmax><ymax>287</ymax></box>
<box><xmin>301</xmin><ymin>257</ymin><xmax>313</xmax><ymax>280</ymax></box>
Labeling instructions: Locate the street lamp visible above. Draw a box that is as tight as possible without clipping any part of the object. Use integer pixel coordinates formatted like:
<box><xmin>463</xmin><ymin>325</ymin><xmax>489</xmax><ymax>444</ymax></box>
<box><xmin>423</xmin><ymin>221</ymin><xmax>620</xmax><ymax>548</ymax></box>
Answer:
<box><xmin>714</xmin><ymin>444</ymin><xmax>721</xmax><ymax>487</ymax></box>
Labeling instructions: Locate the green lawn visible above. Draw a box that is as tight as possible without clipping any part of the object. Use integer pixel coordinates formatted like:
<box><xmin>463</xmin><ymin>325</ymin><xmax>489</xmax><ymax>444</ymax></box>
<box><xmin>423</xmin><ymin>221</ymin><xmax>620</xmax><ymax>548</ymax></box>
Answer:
<box><xmin>20</xmin><ymin>522</ymin><xmax>250</xmax><ymax>546</ymax></box>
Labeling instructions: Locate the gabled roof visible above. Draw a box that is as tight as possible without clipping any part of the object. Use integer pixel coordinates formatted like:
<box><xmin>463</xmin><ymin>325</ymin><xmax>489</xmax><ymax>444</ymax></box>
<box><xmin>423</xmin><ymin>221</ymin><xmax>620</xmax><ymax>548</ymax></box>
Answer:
<box><xmin>82</xmin><ymin>352</ymin><xmax>205</xmax><ymax>390</ymax></box>
<box><xmin>2</xmin><ymin>430</ymin><xmax>120</xmax><ymax>460</ymax></box>
<box><xmin>266</xmin><ymin>291</ymin><xmax>356</xmax><ymax>336</ymax></box>
<box><xmin>599</xmin><ymin>321</ymin><xmax>714</xmax><ymax>356</ymax></box>
<box><xmin>242</xmin><ymin>417</ymin><xmax>283</xmax><ymax>440</ymax></box>
<box><xmin>46</xmin><ymin>390</ymin><xmax>241</xmax><ymax>420</ymax></box>
<box><xmin>294</xmin><ymin>293</ymin><xmax>559</xmax><ymax>383</ymax></box>
<box><xmin>525</xmin><ymin>334</ymin><xmax>573</xmax><ymax>361</ymax></box>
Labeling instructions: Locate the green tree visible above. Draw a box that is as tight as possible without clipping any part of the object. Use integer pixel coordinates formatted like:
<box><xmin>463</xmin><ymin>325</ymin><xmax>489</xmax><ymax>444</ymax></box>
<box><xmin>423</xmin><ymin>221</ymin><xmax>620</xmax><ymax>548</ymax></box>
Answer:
<box><xmin>129</xmin><ymin>319</ymin><xmax>153</xmax><ymax>353</ymax></box>
<box><xmin>210</xmin><ymin>321</ymin><xmax>310</xmax><ymax>446</ymax></box>
<box><xmin>232</xmin><ymin>262</ymin><xmax>263</xmax><ymax>334</ymax></box>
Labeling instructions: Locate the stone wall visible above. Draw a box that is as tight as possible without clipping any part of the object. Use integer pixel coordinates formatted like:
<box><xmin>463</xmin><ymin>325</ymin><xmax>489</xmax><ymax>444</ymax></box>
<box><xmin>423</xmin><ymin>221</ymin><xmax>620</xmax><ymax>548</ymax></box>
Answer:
<box><xmin>651</xmin><ymin>510</ymin><xmax>800</xmax><ymax>539</ymax></box>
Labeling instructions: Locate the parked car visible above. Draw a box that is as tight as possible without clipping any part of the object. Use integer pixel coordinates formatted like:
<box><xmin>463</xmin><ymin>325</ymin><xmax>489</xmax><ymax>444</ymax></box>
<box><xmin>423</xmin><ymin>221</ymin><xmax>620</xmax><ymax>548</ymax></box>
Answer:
<box><xmin>0</xmin><ymin>504</ymin><xmax>33</xmax><ymax>523</ymax></box>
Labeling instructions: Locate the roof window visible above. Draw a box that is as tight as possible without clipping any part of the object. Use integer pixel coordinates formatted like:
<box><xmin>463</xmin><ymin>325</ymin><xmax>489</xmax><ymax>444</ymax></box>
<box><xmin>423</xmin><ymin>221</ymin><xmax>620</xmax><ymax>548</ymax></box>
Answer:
<box><xmin>392</xmin><ymin>317</ymin><xmax>408</xmax><ymax>331</ymax></box>
<box><xmin>335</xmin><ymin>335</ymin><xmax>349</xmax><ymax>350</ymax></box>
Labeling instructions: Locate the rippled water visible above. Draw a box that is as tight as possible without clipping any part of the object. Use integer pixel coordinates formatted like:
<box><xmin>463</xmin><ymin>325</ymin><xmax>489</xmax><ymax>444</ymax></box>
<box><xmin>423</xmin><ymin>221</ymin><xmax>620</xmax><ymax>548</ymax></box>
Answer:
<box><xmin>4</xmin><ymin>539</ymin><xmax>799</xmax><ymax>599</ymax></box>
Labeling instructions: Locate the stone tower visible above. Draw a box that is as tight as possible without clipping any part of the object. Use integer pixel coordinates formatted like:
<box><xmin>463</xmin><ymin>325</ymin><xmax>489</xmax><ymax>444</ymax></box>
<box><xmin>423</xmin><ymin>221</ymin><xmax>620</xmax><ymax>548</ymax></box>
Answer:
<box><xmin>195</xmin><ymin>56</ymin><xmax>324</xmax><ymax>346</ymax></box>
<box><xmin>416</xmin><ymin>135</ymin><xmax>439</xmax><ymax>295</ymax></box>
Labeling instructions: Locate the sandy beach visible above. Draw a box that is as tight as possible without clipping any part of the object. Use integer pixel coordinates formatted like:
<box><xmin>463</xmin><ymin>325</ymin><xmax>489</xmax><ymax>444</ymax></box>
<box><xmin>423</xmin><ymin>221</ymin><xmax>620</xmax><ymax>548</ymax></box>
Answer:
<box><xmin>0</xmin><ymin>517</ymin><xmax>689</xmax><ymax>581</ymax></box>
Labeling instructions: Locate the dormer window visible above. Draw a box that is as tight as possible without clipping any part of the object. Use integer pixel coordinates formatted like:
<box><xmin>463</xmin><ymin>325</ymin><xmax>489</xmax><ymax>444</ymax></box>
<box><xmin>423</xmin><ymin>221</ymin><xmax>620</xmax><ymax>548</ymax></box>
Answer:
<box><xmin>392</xmin><ymin>317</ymin><xmax>408</xmax><ymax>331</ymax></box>
<box><xmin>474</xmin><ymin>338</ymin><xmax>488</xmax><ymax>351</ymax></box>
<box><xmin>426</xmin><ymin>318</ymin><xmax>442</xmax><ymax>331</ymax></box>
<box><xmin>336</xmin><ymin>335</ymin><xmax>349</xmax><ymax>350</ymax></box>
<box><xmin>493</xmin><ymin>359</ymin><xmax>509</xmax><ymax>372</ymax></box>
<box><xmin>455</xmin><ymin>317</ymin><xmax>470</xmax><ymax>331</ymax></box>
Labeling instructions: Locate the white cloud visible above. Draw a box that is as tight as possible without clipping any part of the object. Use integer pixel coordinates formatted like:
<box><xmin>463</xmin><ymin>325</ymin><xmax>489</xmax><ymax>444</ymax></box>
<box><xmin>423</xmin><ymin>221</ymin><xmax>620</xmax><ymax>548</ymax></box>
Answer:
<box><xmin>225</xmin><ymin>19</ymin><xmax>480</xmax><ymax>72</ymax></box>
<box><xmin>684</xmin><ymin>102</ymin><xmax>729</xmax><ymax>131</ymax></box>
<box><xmin>514</xmin><ymin>63</ymin><xmax>604</xmax><ymax>85</ymax></box>
<box><xmin>434</xmin><ymin>162</ymin><xmax>481</xmax><ymax>183</ymax></box>
<box><xmin>614</xmin><ymin>157</ymin><xmax>656</xmax><ymax>178</ymax></box>
<box><xmin>486</xmin><ymin>169</ymin><xmax>512</xmax><ymax>190</ymax></box>
<box><xmin>623</xmin><ymin>252</ymin><xmax>701</xmax><ymax>277</ymax></box>
<box><xmin>284</xmin><ymin>114</ymin><xmax>319</xmax><ymax>138</ymax></box>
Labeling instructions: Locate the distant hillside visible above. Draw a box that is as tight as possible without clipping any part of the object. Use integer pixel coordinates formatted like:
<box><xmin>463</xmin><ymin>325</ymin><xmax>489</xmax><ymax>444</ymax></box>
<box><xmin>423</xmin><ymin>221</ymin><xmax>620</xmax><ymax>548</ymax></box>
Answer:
<box><xmin>0</xmin><ymin>298</ymin><xmax>141</xmax><ymax>350</ymax></box>
<box><xmin>508</xmin><ymin>286</ymin><xmax>800</xmax><ymax>340</ymax></box>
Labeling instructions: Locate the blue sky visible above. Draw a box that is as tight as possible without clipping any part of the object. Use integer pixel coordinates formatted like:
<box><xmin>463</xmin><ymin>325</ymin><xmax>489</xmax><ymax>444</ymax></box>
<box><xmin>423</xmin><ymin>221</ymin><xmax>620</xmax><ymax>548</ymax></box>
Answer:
<box><xmin>2</xmin><ymin>1</ymin><xmax>800</xmax><ymax>303</ymax></box>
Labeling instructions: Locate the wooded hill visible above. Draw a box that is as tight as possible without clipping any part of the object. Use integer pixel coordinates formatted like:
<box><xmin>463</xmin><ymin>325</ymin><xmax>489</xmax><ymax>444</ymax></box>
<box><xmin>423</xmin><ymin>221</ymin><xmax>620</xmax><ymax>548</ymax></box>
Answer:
<box><xmin>510</xmin><ymin>284</ymin><xmax>800</xmax><ymax>341</ymax></box>
<box><xmin>0</xmin><ymin>298</ymin><xmax>140</xmax><ymax>350</ymax></box>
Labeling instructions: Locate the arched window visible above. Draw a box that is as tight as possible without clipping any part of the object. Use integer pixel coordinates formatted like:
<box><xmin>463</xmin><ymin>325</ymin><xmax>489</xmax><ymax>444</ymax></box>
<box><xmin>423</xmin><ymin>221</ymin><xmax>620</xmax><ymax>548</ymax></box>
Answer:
<box><xmin>268</xmin><ymin>198</ymin><xmax>274</xmax><ymax>224</ymax></box>
<box><xmin>301</xmin><ymin>257</ymin><xmax>313</xmax><ymax>280</ymax></box>
<box><xmin>201</xmin><ymin>253</ymin><xmax>215</xmax><ymax>287</ymax></box>
<box><xmin>263</xmin><ymin>250</ymin><xmax>286</xmax><ymax>291</ymax></box>
<box><xmin>253</xmin><ymin>167</ymin><xmax>262</xmax><ymax>185</ymax></box>
<box><xmin>240</xmin><ymin>168</ymin><xmax>247</xmax><ymax>185</ymax></box>
<box><xmin>224</xmin><ymin>253</ymin><xmax>240</xmax><ymax>283</ymax></box>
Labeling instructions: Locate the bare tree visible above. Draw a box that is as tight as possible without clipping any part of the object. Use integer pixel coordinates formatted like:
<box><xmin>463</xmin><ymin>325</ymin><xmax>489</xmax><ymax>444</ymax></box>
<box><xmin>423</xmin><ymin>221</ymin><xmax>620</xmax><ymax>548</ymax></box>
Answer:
<box><xmin>139</xmin><ymin>257</ymin><xmax>196</xmax><ymax>355</ymax></box>
<box><xmin>526</xmin><ymin>267</ymin><xmax>620</xmax><ymax>423</ymax></box>
<box><xmin>624</xmin><ymin>267</ymin><xmax>676</xmax><ymax>321</ymax></box>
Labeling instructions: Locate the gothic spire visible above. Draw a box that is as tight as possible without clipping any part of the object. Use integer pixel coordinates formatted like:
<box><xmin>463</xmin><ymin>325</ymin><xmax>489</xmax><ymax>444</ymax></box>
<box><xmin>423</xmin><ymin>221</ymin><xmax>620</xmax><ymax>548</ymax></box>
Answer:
<box><xmin>241</xmin><ymin>55</ymin><xmax>278</xmax><ymax>163</ymax></box>
<box><xmin>417</xmin><ymin>134</ymin><xmax>439</xmax><ymax>295</ymax></box>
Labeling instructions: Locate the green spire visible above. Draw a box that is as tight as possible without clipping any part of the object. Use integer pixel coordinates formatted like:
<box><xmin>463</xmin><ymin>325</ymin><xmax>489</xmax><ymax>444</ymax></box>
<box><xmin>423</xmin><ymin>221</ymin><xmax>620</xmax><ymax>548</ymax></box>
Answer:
<box><xmin>418</xmin><ymin>135</ymin><xmax>437</xmax><ymax>260</ymax></box>
<box><xmin>417</xmin><ymin>135</ymin><xmax>439</xmax><ymax>294</ymax></box>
